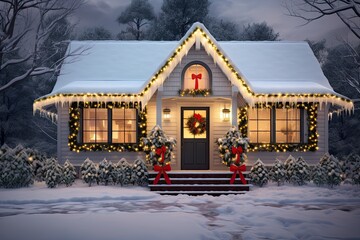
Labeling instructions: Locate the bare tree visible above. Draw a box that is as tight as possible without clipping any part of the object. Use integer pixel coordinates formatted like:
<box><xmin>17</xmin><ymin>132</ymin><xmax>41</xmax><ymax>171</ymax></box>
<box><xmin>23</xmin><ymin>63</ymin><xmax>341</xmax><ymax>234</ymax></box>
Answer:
<box><xmin>284</xmin><ymin>0</ymin><xmax>360</xmax><ymax>39</ymax></box>
<box><xmin>0</xmin><ymin>0</ymin><xmax>84</xmax><ymax>92</ymax></box>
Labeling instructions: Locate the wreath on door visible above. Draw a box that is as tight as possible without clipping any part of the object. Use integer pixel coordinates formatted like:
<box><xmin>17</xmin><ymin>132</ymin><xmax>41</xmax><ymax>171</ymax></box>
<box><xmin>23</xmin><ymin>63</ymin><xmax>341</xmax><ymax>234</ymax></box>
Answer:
<box><xmin>186</xmin><ymin>113</ymin><xmax>206</xmax><ymax>135</ymax></box>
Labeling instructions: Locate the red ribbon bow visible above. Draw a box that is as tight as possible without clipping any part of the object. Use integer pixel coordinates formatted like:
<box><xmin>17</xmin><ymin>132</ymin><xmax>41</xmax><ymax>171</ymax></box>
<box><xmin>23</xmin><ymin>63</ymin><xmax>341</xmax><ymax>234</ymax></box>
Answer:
<box><xmin>155</xmin><ymin>145</ymin><xmax>166</xmax><ymax>163</ymax></box>
<box><xmin>230</xmin><ymin>164</ymin><xmax>246</xmax><ymax>184</ymax></box>
<box><xmin>191</xmin><ymin>73</ymin><xmax>202</xmax><ymax>90</ymax></box>
<box><xmin>193</xmin><ymin>113</ymin><xmax>202</xmax><ymax>121</ymax></box>
<box><xmin>231</xmin><ymin>146</ymin><xmax>243</xmax><ymax>164</ymax></box>
<box><xmin>153</xmin><ymin>164</ymin><xmax>171</xmax><ymax>185</ymax></box>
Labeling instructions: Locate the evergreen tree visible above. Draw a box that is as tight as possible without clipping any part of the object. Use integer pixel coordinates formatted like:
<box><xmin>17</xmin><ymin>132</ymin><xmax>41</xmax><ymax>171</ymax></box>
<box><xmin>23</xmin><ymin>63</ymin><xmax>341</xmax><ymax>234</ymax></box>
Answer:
<box><xmin>343</xmin><ymin>153</ymin><xmax>360</xmax><ymax>182</ymax></box>
<box><xmin>119</xmin><ymin>158</ymin><xmax>133</xmax><ymax>186</ymax></box>
<box><xmin>311</xmin><ymin>164</ymin><xmax>327</xmax><ymax>186</ymax></box>
<box><xmin>45</xmin><ymin>158</ymin><xmax>63</xmax><ymax>188</ymax></box>
<box><xmin>80</xmin><ymin>158</ymin><xmax>98</xmax><ymax>187</ymax></box>
<box><xmin>132</xmin><ymin>158</ymin><xmax>149</xmax><ymax>186</ymax></box>
<box><xmin>63</xmin><ymin>160</ymin><xmax>76</xmax><ymax>187</ymax></box>
<box><xmin>241</xmin><ymin>22</ymin><xmax>280</xmax><ymax>41</ymax></box>
<box><xmin>352</xmin><ymin>162</ymin><xmax>360</xmax><ymax>185</ymax></box>
<box><xmin>284</xmin><ymin>155</ymin><xmax>296</xmax><ymax>182</ymax></box>
<box><xmin>250</xmin><ymin>159</ymin><xmax>269</xmax><ymax>187</ymax></box>
<box><xmin>0</xmin><ymin>149</ymin><xmax>33</xmax><ymax>188</ymax></box>
<box><xmin>98</xmin><ymin>158</ymin><xmax>114</xmax><ymax>186</ymax></box>
<box><xmin>269</xmin><ymin>159</ymin><xmax>286</xmax><ymax>186</ymax></box>
<box><xmin>112</xmin><ymin>161</ymin><xmax>123</xmax><ymax>185</ymax></box>
<box><xmin>25</xmin><ymin>148</ymin><xmax>47</xmax><ymax>182</ymax></box>
<box><xmin>78</xmin><ymin>27</ymin><xmax>113</xmax><ymax>40</ymax></box>
<box><xmin>321</xmin><ymin>154</ymin><xmax>342</xmax><ymax>187</ymax></box>
<box><xmin>288</xmin><ymin>157</ymin><xmax>310</xmax><ymax>186</ymax></box>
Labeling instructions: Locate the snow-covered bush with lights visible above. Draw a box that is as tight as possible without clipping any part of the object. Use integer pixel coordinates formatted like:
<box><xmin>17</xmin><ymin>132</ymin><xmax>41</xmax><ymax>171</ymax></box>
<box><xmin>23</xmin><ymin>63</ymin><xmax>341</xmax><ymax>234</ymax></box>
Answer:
<box><xmin>284</xmin><ymin>155</ymin><xmax>296</xmax><ymax>182</ymax></box>
<box><xmin>98</xmin><ymin>158</ymin><xmax>113</xmax><ymax>185</ymax></box>
<box><xmin>44</xmin><ymin>158</ymin><xmax>63</xmax><ymax>188</ymax></box>
<box><xmin>216</xmin><ymin>127</ymin><xmax>249</xmax><ymax>167</ymax></box>
<box><xmin>112</xmin><ymin>161</ymin><xmax>123</xmax><ymax>185</ymax></box>
<box><xmin>81</xmin><ymin>158</ymin><xmax>98</xmax><ymax>187</ymax></box>
<box><xmin>132</xmin><ymin>158</ymin><xmax>149</xmax><ymax>186</ymax></box>
<box><xmin>0</xmin><ymin>148</ymin><xmax>33</xmax><ymax>188</ymax></box>
<box><xmin>143</xmin><ymin>125</ymin><xmax>176</xmax><ymax>166</ymax></box>
<box><xmin>288</xmin><ymin>157</ymin><xmax>310</xmax><ymax>186</ymax></box>
<box><xmin>63</xmin><ymin>160</ymin><xmax>76</xmax><ymax>187</ymax></box>
<box><xmin>311</xmin><ymin>163</ymin><xmax>327</xmax><ymax>186</ymax></box>
<box><xmin>320</xmin><ymin>153</ymin><xmax>342</xmax><ymax>187</ymax></box>
<box><xmin>269</xmin><ymin>159</ymin><xmax>286</xmax><ymax>186</ymax></box>
<box><xmin>250</xmin><ymin>159</ymin><xmax>269</xmax><ymax>187</ymax></box>
<box><xmin>119</xmin><ymin>158</ymin><xmax>133</xmax><ymax>186</ymax></box>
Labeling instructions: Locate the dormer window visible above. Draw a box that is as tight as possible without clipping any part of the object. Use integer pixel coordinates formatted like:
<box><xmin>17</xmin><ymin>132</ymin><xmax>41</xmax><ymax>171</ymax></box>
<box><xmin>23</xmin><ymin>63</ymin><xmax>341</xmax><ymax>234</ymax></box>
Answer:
<box><xmin>183</xmin><ymin>62</ymin><xmax>211</xmax><ymax>90</ymax></box>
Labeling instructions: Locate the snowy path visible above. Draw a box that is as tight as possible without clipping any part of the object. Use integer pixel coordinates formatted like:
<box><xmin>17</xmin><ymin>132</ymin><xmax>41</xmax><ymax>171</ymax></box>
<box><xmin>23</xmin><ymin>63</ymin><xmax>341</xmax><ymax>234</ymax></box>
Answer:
<box><xmin>0</xmin><ymin>181</ymin><xmax>360</xmax><ymax>240</ymax></box>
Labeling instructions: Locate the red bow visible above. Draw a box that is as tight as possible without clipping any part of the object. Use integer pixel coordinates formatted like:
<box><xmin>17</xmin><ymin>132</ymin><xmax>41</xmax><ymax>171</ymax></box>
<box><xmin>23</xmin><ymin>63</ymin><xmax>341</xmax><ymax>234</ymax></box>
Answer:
<box><xmin>155</xmin><ymin>145</ymin><xmax>166</xmax><ymax>163</ymax></box>
<box><xmin>193</xmin><ymin>113</ymin><xmax>202</xmax><ymax>121</ymax></box>
<box><xmin>191</xmin><ymin>73</ymin><xmax>202</xmax><ymax>90</ymax></box>
<box><xmin>231</xmin><ymin>146</ymin><xmax>243</xmax><ymax>164</ymax></box>
<box><xmin>230</xmin><ymin>164</ymin><xmax>246</xmax><ymax>184</ymax></box>
<box><xmin>153</xmin><ymin>164</ymin><xmax>171</xmax><ymax>185</ymax></box>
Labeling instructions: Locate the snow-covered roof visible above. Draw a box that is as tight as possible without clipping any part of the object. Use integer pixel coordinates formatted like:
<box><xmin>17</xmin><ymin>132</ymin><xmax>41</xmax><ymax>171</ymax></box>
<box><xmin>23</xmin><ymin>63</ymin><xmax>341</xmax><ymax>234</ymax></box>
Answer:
<box><xmin>34</xmin><ymin>22</ymin><xmax>352</xmax><ymax>117</ymax></box>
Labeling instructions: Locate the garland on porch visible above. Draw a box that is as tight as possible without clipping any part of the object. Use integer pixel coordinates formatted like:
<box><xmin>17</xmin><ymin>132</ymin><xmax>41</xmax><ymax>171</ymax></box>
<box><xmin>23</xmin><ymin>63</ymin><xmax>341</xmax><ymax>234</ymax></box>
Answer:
<box><xmin>238</xmin><ymin>102</ymin><xmax>318</xmax><ymax>152</ymax></box>
<box><xmin>186</xmin><ymin>113</ymin><xmax>206</xmax><ymax>135</ymax></box>
<box><xmin>178</xmin><ymin>89</ymin><xmax>211</xmax><ymax>97</ymax></box>
<box><xmin>68</xmin><ymin>102</ymin><xmax>147</xmax><ymax>152</ymax></box>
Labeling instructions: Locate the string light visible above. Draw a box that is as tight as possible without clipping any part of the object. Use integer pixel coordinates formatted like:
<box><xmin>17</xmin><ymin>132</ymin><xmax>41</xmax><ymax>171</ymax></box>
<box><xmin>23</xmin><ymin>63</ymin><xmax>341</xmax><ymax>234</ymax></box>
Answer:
<box><xmin>239</xmin><ymin>102</ymin><xmax>318</xmax><ymax>152</ymax></box>
<box><xmin>68</xmin><ymin>102</ymin><xmax>147</xmax><ymax>152</ymax></box>
<box><xmin>178</xmin><ymin>89</ymin><xmax>211</xmax><ymax>97</ymax></box>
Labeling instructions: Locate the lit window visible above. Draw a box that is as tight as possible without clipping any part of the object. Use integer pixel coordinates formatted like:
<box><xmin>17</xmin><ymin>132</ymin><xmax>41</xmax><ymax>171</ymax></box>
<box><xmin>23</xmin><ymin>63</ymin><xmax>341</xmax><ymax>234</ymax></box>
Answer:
<box><xmin>276</xmin><ymin>108</ymin><xmax>301</xmax><ymax>143</ymax></box>
<box><xmin>248</xmin><ymin>108</ymin><xmax>271</xmax><ymax>143</ymax></box>
<box><xmin>183</xmin><ymin>64</ymin><xmax>210</xmax><ymax>90</ymax></box>
<box><xmin>83</xmin><ymin>109</ymin><xmax>108</xmax><ymax>143</ymax></box>
<box><xmin>112</xmin><ymin>109</ymin><xmax>137</xmax><ymax>143</ymax></box>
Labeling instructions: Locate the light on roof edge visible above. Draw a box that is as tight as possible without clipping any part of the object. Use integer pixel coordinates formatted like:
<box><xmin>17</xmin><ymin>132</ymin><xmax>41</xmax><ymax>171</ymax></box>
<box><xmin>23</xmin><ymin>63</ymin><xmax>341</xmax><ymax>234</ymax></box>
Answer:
<box><xmin>33</xmin><ymin>27</ymin><xmax>354</xmax><ymax>117</ymax></box>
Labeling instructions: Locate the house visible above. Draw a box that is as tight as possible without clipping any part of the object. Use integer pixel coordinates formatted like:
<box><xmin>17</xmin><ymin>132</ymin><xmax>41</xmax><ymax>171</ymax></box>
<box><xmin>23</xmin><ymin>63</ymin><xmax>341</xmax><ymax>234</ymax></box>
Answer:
<box><xmin>34</xmin><ymin>22</ymin><xmax>353</xmax><ymax>170</ymax></box>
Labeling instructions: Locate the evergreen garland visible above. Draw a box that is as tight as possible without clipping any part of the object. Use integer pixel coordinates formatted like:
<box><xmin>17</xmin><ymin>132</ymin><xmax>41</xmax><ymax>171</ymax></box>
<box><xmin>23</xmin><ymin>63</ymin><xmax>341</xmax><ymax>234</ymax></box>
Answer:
<box><xmin>81</xmin><ymin>158</ymin><xmax>98</xmax><ymax>187</ymax></box>
<box><xmin>63</xmin><ymin>160</ymin><xmax>77</xmax><ymax>187</ymax></box>
<box><xmin>269</xmin><ymin>159</ymin><xmax>286</xmax><ymax>186</ymax></box>
<box><xmin>250</xmin><ymin>159</ymin><xmax>269</xmax><ymax>187</ymax></box>
<box><xmin>45</xmin><ymin>158</ymin><xmax>63</xmax><ymax>188</ymax></box>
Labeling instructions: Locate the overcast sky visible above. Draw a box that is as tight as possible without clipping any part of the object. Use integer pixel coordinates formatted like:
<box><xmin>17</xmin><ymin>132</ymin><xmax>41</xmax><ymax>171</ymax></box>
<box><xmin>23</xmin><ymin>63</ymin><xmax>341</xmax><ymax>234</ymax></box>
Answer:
<box><xmin>69</xmin><ymin>0</ymin><xmax>357</xmax><ymax>46</ymax></box>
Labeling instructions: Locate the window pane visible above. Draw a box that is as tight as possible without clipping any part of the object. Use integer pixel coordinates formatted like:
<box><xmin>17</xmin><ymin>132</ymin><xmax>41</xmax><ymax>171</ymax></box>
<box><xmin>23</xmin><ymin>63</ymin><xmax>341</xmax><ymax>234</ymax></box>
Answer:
<box><xmin>125</xmin><ymin>120</ymin><xmax>136</xmax><ymax>131</ymax></box>
<box><xmin>258</xmin><ymin>120</ymin><xmax>270</xmax><ymax>131</ymax></box>
<box><xmin>183</xmin><ymin>110</ymin><xmax>194</xmax><ymax>119</ymax></box>
<box><xmin>183</xmin><ymin>64</ymin><xmax>210</xmax><ymax>90</ymax></box>
<box><xmin>112</xmin><ymin>131</ymin><xmax>124</xmax><ymax>143</ymax></box>
<box><xmin>96</xmin><ymin>109</ymin><xmax>108</xmax><ymax>119</ymax></box>
<box><xmin>258</xmin><ymin>132</ymin><xmax>270</xmax><ymax>143</ymax></box>
<box><xmin>183</xmin><ymin>128</ymin><xmax>194</xmax><ymax>139</ymax></box>
<box><xmin>258</xmin><ymin>109</ymin><xmax>270</xmax><ymax>119</ymax></box>
<box><xmin>84</xmin><ymin>109</ymin><xmax>95</xmax><ymax>119</ymax></box>
<box><xmin>96</xmin><ymin>132</ymin><xmax>108</xmax><ymax>142</ymax></box>
<box><xmin>288</xmin><ymin>109</ymin><xmax>300</xmax><ymax>119</ymax></box>
<box><xmin>83</xmin><ymin>132</ymin><xmax>96</xmax><ymax>143</ymax></box>
<box><xmin>288</xmin><ymin>132</ymin><xmax>300</xmax><ymax>143</ymax></box>
<box><xmin>125</xmin><ymin>132</ymin><xmax>136</xmax><ymax>143</ymax></box>
<box><xmin>288</xmin><ymin>120</ymin><xmax>300</xmax><ymax>131</ymax></box>
<box><xmin>194</xmin><ymin>131</ymin><xmax>207</xmax><ymax>139</ymax></box>
<box><xmin>248</xmin><ymin>108</ymin><xmax>257</xmax><ymax>119</ymax></box>
<box><xmin>248</xmin><ymin>131</ymin><xmax>258</xmax><ymax>143</ymax></box>
<box><xmin>276</xmin><ymin>132</ymin><xmax>287</xmax><ymax>143</ymax></box>
<box><xmin>96</xmin><ymin>120</ymin><xmax>108</xmax><ymax>131</ymax></box>
<box><xmin>276</xmin><ymin>120</ymin><xmax>287</xmax><ymax>132</ymax></box>
<box><xmin>125</xmin><ymin>109</ymin><xmax>136</xmax><ymax>119</ymax></box>
<box><xmin>248</xmin><ymin>120</ymin><xmax>257</xmax><ymax>131</ymax></box>
<box><xmin>113</xmin><ymin>120</ymin><xmax>125</xmax><ymax>131</ymax></box>
<box><xmin>113</xmin><ymin>109</ymin><xmax>125</xmax><ymax>119</ymax></box>
<box><xmin>276</xmin><ymin>109</ymin><xmax>286</xmax><ymax>119</ymax></box>
<box><xmin>83</xmin><ymin>120</ymin><xmax>95</xmax><ymax>131</ymax></box>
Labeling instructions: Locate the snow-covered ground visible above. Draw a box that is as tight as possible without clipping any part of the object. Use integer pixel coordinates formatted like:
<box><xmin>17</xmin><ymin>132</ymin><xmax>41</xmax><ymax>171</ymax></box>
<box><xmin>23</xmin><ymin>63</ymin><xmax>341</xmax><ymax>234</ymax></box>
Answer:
<box><xmin>0</xmin><ymin>181</ymin><xmax>359</xmax><ymax>240</ymax></box>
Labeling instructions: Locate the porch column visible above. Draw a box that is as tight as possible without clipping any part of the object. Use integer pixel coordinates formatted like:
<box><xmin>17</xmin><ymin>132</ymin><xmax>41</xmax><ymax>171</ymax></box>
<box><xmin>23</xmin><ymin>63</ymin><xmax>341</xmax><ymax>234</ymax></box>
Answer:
<box><xmin>156</xmin><ymin>86</ymin><xmax>163</xmax><ymax>127</ymax></box>
<box><xmin>231</xmin><ymin>86</ymin><xmax>238</xmax><ymax>128</ymax></box>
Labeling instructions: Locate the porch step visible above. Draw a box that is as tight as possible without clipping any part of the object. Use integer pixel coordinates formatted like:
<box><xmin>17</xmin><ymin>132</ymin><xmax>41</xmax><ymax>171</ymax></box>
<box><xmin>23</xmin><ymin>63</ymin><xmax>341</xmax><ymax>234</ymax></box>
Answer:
<box><xmin>148</xmin><ymin>171</ymin><xmax>251</xmax><ymax>196</ymax></box>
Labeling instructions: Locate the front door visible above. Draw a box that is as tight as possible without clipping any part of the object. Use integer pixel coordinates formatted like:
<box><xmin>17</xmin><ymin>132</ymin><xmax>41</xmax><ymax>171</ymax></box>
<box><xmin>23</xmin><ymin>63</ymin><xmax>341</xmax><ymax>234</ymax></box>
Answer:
<box><xmin>181</xmin><ymin>107</ymin><xmax>209</xmax><ymax>170</ymax></box>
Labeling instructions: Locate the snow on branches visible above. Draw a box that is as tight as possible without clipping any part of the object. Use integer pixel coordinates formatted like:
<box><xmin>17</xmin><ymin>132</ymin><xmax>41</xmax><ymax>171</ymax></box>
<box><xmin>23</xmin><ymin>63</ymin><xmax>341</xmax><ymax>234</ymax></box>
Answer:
<box><xmin>250</xmin><ymin>159</ymin><xmax>269</xmax><ymax>187</ymax></box>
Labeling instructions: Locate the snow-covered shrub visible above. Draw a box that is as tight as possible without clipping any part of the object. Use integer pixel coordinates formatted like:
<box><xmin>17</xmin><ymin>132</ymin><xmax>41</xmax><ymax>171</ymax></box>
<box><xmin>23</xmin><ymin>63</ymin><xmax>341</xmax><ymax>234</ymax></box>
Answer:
<box><xmin>352</xmin><ymin>162</ymin><xmax>360</xmax><ymax>185</ymax></box>
<box><xmin>112</xmin><ymin>161</ymin><xmax>123</xmax><ymax>185</ymax></box>
<box><xmin>284</xmin><ymin>155</ymin><xmax>296</xmax><ymax>182</ymax></box>
<box><xmin>269</xmin><ymin>159</ymin><xmax>286</xmax><ymax>186</ymax></box>
<box><xmin>143</xmin><ymin>125</ymin><xmax>176</xmax><ymax>166</ymax></box>
<box><xmin>288</xmin><ymin>157</ymin><xmax>310</xmax><ymax>186</ymax></box>
<box><xmin>80</xmin><ymin>158</ymin><xmax>98</xmax><ymax>187</ymax></box>
<box><xmin>12</xmin><ymin>144</ymin><xmax>25</xmax><ymax>155</ymax></box>
<box><xmin>216</xmin><ymin>127</ymin><xmax>249</xmax><ymax>166</ymax></box>
<box><xmin>250</xmin><ymin>159</ymin><xmax>268</xmax><ymax>187</ymax></box>
<box><xmin>45</xmin><ymin>158</ymin><xmax>63</xmax><ymax>188</ymax></box>
<box><xmin>98</xmin><ymin>158</ymin><xmax>113</xmax><ymax>185</ymax></box>
<box><xmin>0</xmin><ymin>149</ymin><xmax>33</xmax><ymax>188</ymax></box>
<box><xmin>26</xmin><ymin>148</ymin><xmax>47</xmax><ymax>182</ymax></box>
<box><xmin>118</xmin><ymin>158</ymin><xmax>133</xmax><ymax>186</ymax></box>
<box><xmin>320</xmin><ymin>153</ymin><xmax>342</xmax><ymax>188</ymax></box>
<box><xmin>342</xmin><ymin>153</ymin><xmax>360</xmax><ymax>184</ymax></box>
<box><xmin>132</xmin><ymin>158</ymin><xmax>149</xmax><ymax>186</ymax></box>
<box><xmin>311</xmin><ymin>164</ymin><xmax>327</xmax><ymax>187</ymax></box>
<box><xmin>63</xmin><ymin>160</ymin><xmax>76</xmax><ymax>187</ymax></box>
